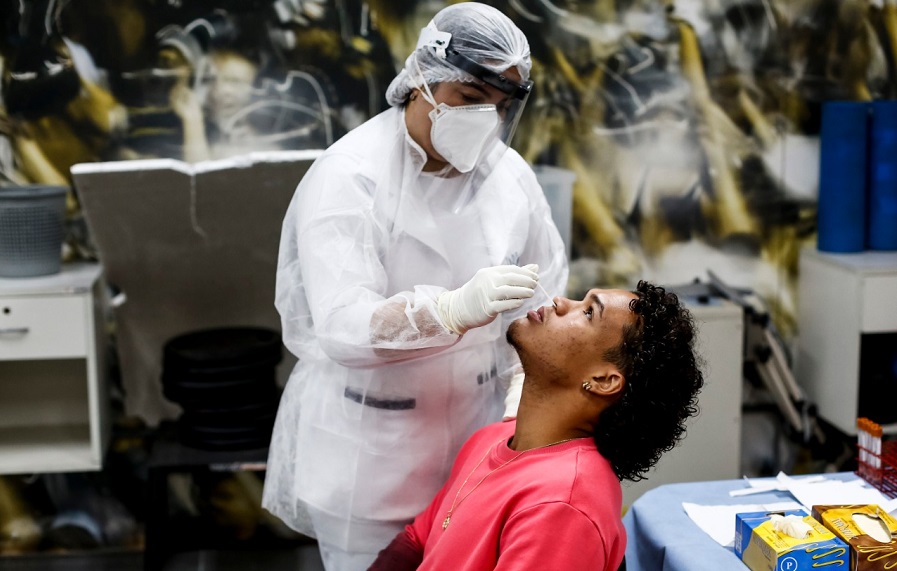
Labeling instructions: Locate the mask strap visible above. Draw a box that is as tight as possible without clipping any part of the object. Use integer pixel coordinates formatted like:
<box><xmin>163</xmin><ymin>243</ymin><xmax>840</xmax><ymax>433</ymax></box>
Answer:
<box><xmin>411</xmin><ymin>56</ymin><xmax>438</xmax><ymax>109</ymax></box>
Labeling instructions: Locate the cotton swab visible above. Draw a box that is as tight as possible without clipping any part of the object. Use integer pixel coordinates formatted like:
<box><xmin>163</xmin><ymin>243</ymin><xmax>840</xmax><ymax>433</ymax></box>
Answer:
<box><xmin>536</xmin><ymin>281</ymin><xmax>557</xmax><ymax>308</ymax></box>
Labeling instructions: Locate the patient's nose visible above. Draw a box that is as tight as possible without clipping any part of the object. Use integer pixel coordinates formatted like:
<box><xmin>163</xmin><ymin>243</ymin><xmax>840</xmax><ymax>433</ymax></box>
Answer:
<box><xmin>554</xmin><ymin>296</ymin><xmax>573</xmax><ymax>314</ymax></box>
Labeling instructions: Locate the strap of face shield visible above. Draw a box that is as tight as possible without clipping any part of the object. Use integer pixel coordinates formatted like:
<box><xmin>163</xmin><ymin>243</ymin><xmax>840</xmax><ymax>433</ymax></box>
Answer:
<box><xmin>416</xmin><ymin>27</ymin><xmax>533</xmax><ymax>102</ymax></box>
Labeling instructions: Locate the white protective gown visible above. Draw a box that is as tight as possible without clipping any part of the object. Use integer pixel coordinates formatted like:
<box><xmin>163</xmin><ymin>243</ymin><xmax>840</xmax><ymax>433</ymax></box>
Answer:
<box><xmin>262</xmin><ymin>106</ymin><xmax>568</xmax><ymax>553</ymax></box>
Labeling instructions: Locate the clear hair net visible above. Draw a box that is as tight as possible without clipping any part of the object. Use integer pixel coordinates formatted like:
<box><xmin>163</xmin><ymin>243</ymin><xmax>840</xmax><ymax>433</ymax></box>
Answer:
<box><xmin>156</xmin><ymin>25</ymin><xmax>204</xmax><ymax>70</ymax></box>
<box><xmin>385</xmin><ymin>3</ymin><xmax>532</xmax><ymax>107</ymax></box>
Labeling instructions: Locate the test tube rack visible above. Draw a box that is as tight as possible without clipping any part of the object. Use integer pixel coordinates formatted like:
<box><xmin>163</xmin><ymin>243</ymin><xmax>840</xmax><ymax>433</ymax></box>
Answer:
<box><xmin>855</xmin><ymin>417</ymin><xmax>896</xmax><ymax>497</ymax></box>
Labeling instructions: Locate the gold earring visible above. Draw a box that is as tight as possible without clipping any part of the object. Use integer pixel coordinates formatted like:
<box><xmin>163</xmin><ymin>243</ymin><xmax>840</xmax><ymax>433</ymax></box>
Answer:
<box><xmin>582</xmin><ymin>381</ymin><xmax>592</xmax><ymax>392</ymax></box>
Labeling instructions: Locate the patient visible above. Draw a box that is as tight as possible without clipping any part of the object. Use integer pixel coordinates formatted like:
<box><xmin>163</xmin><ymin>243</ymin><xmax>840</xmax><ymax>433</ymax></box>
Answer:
<box><xmin>368</xmin><ymin>281</ymin><xmax>704</xmax><ymax>571</ymax></box>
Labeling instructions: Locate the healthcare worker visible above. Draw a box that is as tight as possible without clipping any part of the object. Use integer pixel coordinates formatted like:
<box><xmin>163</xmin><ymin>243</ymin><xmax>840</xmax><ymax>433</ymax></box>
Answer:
<box><xmin>262</xmin><ymin>3</ymin><xmax>568</xmax><ymax>570</ymax></box>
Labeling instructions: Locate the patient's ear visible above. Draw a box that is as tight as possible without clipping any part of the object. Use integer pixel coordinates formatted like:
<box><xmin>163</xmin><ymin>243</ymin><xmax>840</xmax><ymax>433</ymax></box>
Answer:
<box><xmin>591</xmin><ymin>371</ymin><xmax>624</xmax><ymax>397</ymax></box>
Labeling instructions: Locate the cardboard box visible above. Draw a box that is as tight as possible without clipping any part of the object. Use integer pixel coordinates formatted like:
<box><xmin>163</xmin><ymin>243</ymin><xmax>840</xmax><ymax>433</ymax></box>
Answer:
<box><xmin>735</xmin><ymin>509</ymin><xmax>848</xmax><ymax>571</ymax></box>
<box><xmin>72</xmin><ymin>152</ymin><xmax>319</xmax><ymax>423</ymax></box>
<box><xmin>812</xmin><ymin>504</ymin><xmax>897</xmax><ymax>570</ymax></box>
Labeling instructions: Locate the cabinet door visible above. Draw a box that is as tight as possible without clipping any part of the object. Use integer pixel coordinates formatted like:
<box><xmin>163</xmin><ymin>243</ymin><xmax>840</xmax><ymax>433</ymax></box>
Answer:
<box><xmin>861</xmin><ymin>274</ymin><xmax>897</xmax><ymax>333</ymax></box>
<box><xmin>0</xmin><ymin>295</ymin><xmax>87</xmax><ymax>359</ymax></box>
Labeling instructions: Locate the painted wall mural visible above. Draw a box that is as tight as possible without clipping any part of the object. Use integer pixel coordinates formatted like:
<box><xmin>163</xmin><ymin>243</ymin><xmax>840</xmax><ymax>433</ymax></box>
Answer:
<box><xmin>1</xmin><ymin>0</ymin><xmax>894</xmax><ymax>335</ymax></box>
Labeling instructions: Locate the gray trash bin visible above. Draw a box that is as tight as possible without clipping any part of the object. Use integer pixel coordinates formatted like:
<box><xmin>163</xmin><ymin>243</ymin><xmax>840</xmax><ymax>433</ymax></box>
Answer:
<box><xmin>0</xmin><ymin>185</ymin><xmax>67</xmax><ymax>278</ymax></box>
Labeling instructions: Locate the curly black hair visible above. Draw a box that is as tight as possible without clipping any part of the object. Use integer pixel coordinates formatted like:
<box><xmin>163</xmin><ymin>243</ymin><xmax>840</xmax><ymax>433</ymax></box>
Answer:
<box><xmin>594</xmin><ymin>280</ymin><xmax>704</xmax><ymax>482</ymax></box>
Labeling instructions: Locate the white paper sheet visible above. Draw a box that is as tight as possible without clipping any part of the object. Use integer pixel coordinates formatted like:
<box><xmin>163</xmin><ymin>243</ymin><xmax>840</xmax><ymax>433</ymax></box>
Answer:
<box><xmin>788</xmin><ymin>478</ymin><xmax>897</xmax><ymax>512</ymax></box>
<box><xmin>729</xmin><ymin>472</ymin><xmax>827</xmax><ymax>497</ymax></box>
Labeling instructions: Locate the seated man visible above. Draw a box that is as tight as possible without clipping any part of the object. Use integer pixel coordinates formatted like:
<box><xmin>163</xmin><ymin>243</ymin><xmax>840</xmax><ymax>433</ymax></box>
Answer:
<box><xmin>368</xmin><ymin>280</ymin><xmax>704</xmax><ymax>571</ymax></box>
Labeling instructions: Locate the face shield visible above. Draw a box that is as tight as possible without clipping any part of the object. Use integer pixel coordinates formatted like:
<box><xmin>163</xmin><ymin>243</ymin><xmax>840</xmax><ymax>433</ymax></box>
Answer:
<box><xmin>416</xmin><ymin>26</ymin><xmax>533</xmax><ymax>154</ymax></box>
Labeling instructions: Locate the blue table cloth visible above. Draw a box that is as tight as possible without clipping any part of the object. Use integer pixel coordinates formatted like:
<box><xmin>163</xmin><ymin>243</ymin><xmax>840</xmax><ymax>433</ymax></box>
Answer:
<box><xmin>622</xmin><ymin>473</ymin><xmax>860</xmax><ymax>571</ymax></box>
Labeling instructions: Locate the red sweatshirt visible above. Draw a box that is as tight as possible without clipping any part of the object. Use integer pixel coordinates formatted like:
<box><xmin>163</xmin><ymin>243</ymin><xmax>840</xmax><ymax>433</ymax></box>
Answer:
<box><xmin>369</xmin><ymin>420</ymin><xmax>626</xmax><ymax>571</ymax></box>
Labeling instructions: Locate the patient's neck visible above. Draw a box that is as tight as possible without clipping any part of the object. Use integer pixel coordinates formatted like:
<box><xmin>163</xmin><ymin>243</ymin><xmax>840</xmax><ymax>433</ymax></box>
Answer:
<box><xmin>509</xmin><ymin>383</ymin><xmax>592</xmax><ymax>452</ymax></box>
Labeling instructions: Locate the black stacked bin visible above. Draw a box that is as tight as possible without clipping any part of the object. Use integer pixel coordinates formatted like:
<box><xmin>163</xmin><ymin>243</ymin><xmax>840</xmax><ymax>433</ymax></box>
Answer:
<box><xmin>161</xmin><ymin>327</ymin><xmax>283</xmax><ymax>451</ymax></box>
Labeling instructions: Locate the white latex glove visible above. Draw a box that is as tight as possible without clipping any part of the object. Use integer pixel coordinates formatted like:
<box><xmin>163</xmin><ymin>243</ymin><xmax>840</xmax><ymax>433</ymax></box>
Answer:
<box><xmin>437</xmin><ymin>264</ymin><xmax>539</xmax><ymax>335</ymax></box>
<box><xmin>502</xmin><ymin>369</ymin><xmax>525</xmax><ymax>421</ymax></box>
<box><xmin>770</xmin><ymin>514</ymin><xmax>813</xmax><ymax>539</ymax></box>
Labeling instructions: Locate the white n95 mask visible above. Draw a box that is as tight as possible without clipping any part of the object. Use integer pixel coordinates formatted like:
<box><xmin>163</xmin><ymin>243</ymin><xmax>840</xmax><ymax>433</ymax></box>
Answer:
<box><xmin>428</xmin><ymin>103</ymin><xmax>500</xmax><ymax>173</ymax></box>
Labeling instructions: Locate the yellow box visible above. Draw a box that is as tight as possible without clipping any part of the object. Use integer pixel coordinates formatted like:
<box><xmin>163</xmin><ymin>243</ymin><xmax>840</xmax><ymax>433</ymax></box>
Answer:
<box><xmin>735</xmin><ymin>509</ymin><xmax>848</xmax><ymax>571</ymax></box>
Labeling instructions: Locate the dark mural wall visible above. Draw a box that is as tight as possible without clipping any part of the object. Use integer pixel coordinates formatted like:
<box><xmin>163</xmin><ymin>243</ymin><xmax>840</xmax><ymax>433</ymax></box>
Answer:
<box><xmin>1</xmin><ymin>0</ymin><xmax>893</xmax><ymax>334</ymax></box>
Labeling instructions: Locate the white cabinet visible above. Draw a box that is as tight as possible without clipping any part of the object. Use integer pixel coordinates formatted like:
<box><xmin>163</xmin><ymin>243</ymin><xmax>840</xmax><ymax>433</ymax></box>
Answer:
<box><xmin>796</xmin><ymin>249</ymin><xmax>897</xmax><ymax>436</ymax></box>
<box><xmin>0</xmin><ymin>264</ymin><xmax>109</xmax><ymax>474</ymax></box>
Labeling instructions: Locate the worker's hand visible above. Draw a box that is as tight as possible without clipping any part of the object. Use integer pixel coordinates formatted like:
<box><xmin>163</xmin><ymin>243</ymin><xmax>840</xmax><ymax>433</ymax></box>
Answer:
<box><xmin>502</xmin><ymin>369</ymin><xmax>525</xmax><ymax>421</ymax></box>
<box><xmin>437</xmin><ymin>264</ymin><xmax>538</xmax><ymax>335</ymax></box>
<box><xmin>169</xmin><ymin>83</ymin><xmax>203</xmax><ymax>124</ymax></box>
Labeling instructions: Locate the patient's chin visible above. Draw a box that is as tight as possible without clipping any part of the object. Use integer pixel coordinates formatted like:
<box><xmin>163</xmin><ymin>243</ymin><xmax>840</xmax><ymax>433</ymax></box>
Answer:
<box><xmin>506</xmin><ymin>321</ymin><xmax>523</xmax><ymax>349</ymax></box>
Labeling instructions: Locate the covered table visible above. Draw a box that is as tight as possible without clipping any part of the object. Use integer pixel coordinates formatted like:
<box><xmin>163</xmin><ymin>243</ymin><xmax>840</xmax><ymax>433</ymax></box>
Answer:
<box><xmin>622</xmin><ymin>472</ymin><xmax>861</xmax><ymax>571</ymax></box>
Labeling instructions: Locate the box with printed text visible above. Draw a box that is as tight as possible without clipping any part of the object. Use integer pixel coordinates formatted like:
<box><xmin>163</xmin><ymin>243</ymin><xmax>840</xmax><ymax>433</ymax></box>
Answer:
<box><xmin>735</xmin><ymin>508</ymin><xmax>848</xmax><ymax>571</ymax></box>
<box><xmin>812</xmin><ymin>504</ymin><xmax>897</xmax><ymax>570</ymax></box>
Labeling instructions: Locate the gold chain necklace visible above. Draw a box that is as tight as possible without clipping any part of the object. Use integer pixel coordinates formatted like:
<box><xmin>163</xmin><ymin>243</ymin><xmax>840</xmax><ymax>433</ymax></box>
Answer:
<box><xmin>441</xmin><ymin>437</ymin><xmax>582</xmax><ymax>530</ymax></box>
